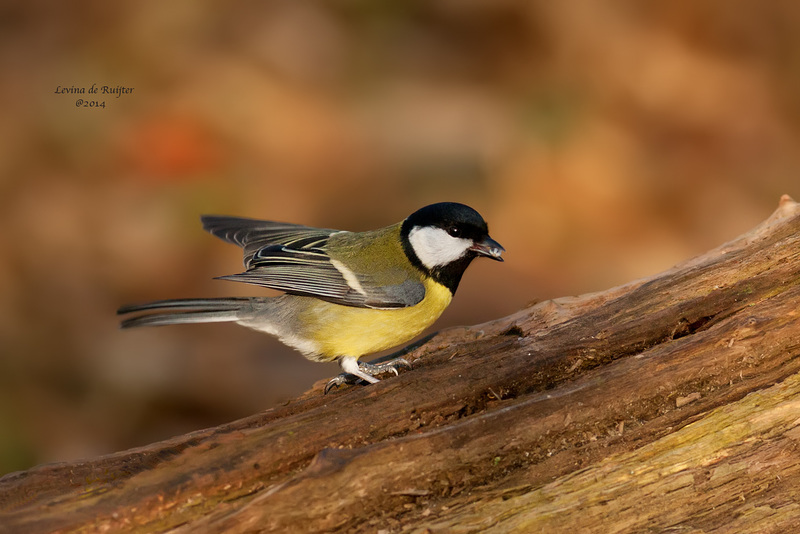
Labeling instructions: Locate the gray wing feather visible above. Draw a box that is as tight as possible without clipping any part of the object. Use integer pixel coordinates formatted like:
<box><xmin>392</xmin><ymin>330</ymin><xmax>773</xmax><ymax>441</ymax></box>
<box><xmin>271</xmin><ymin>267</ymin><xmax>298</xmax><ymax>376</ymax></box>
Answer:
<box><xmin>201</xmin><ymin>215</ymin><xmax>424</xmax><ymax>309</ymax></box>
<box><xmin>201</xmin><ymin>215</ymin><xmax>335</xmax><ymax>268</ymax></box>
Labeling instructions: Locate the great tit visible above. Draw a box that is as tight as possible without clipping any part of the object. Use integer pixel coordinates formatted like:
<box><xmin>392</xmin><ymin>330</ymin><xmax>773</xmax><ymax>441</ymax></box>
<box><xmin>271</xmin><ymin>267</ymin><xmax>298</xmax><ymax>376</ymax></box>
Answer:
<box><xmin>118</xmin><ymin>202</ymin><xmax>504</xmax><ymax>391</ymax></box>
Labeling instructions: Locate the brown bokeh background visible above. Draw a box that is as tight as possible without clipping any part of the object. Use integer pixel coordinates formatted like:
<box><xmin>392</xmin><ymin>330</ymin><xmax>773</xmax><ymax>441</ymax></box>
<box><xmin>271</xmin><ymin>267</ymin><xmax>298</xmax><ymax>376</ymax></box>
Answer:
<box><xmin>1</xmin><ymin>1</ymin><xmax>798</xmax><ymax>474</ymax></box>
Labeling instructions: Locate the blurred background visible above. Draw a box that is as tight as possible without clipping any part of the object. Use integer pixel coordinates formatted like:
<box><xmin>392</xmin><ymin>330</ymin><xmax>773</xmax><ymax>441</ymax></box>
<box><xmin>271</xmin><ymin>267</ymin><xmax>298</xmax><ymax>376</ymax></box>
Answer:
<box><xmin>1</xmin><ymin>0</ymin><xmax>798</xmax><ymax>474</ymax></box>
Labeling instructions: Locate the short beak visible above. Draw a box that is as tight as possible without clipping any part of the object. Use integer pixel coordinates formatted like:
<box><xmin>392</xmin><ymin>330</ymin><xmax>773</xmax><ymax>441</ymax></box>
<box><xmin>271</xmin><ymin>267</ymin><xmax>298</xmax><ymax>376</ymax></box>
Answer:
<box><xmin>471</xmin><ymin>236</ymin><xmax>505</xmax><ymax>261</ymax></box>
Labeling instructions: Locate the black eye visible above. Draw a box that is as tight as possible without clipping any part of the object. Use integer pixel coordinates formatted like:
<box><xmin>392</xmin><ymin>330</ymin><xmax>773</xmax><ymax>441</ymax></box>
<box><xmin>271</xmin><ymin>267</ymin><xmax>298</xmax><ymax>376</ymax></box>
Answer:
<box><xmin>446</xmin><ymin>226</ymin><xmax>461</xmax><ymax>237</ymax></box>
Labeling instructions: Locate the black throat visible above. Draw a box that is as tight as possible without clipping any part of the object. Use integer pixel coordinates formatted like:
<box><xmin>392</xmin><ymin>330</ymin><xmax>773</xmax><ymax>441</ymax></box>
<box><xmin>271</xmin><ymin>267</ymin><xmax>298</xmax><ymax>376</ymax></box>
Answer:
<box><xmin>429</xmin><ymin>255</ymin><xmax>477</xmax><ymax>295</ymax></box>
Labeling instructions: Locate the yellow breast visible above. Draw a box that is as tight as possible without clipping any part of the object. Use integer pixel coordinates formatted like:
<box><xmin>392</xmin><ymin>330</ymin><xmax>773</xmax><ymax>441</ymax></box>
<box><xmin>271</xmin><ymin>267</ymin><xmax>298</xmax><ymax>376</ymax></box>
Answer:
<box><xmin>301</xmin><ymin>277</ymin><xmax>452</xmax><ymax>361</ymax></box>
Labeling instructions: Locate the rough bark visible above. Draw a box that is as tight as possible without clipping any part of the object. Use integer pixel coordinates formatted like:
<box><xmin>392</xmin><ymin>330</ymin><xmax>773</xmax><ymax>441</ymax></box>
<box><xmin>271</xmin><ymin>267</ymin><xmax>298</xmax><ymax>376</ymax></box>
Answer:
<box><xmin>2</xmin><ymin>195</ymin><xmax>800</xmax><ymax>533</ymax></box>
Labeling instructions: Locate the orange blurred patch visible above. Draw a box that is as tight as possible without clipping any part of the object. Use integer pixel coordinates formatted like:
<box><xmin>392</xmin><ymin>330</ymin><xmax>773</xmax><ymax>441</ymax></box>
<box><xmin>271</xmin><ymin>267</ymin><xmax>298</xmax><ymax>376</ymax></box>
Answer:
<box><xmin>118</xmin><ymin>114</ymin><xmax>226</xmax><ymax>181</ymax></box>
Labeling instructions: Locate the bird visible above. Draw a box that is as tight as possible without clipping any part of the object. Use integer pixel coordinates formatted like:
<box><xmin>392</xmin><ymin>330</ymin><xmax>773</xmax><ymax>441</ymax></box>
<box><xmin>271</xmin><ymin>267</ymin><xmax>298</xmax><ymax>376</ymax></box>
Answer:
<box><xmin>118</xmin><ymin>202</ymin><xmax>504</xmax><ymax>392</ymax></box>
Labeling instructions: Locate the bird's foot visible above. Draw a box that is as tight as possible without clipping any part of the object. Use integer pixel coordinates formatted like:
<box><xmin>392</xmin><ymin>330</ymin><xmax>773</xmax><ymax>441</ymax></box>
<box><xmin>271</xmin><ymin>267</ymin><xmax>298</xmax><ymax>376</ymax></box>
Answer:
<box><xmin>358</xmin><ymin>356</ymin><xmax>412</xmax><ymax>377</ymax></box>
<box><xmin>324</xmin><ymin>356</ymin><xmax>412</xmax><ymax>394</ymax></box>
<box><xmin>324</xmin><ymin>373</ymin><xmax>354</xmax><ymax>394</ymax></box>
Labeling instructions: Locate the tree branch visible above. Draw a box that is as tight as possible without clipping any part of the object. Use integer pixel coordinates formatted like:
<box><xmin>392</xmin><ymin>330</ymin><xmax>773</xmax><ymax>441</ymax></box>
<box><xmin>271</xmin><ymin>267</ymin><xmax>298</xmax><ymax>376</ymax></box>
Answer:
<box><xmin>2</xmin><ymin>195</ymin><xmax>800</xmax><ymax>533</ymax></box>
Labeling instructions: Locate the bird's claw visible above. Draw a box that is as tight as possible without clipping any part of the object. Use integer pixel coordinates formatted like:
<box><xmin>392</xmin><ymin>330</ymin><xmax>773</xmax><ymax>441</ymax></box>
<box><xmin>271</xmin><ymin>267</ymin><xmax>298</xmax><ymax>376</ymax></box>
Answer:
<box><xmin>358</xmin><ymin>357</ymin><xmax>412</xmax><ymax>377</ymax></box>
<box><xmin>324</xmin><ymin>374</ymin><xmax>352</xmax><ymax>394</ymax></box>
<box><xmin>324</xmin><ymin>357</ymin><xmax>412</xmax><ymax>394</ymax></box>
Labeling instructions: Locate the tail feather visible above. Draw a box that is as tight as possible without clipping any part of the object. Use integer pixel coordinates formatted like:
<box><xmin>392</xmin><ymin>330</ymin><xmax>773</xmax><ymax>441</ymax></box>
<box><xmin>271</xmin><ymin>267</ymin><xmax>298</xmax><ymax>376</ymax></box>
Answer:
<box><xmin>118</xmin><ymin>298</ymin><xmax>251</xmax><ymax>329</ymax></box>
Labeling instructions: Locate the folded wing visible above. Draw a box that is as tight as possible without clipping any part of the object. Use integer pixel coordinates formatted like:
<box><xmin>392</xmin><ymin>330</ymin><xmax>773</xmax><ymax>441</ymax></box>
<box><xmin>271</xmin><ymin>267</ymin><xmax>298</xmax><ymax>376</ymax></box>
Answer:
<box><xmin>201</xmin><ymin>215</ymin><xmax>424</xmax><ymax>309</ymax></box>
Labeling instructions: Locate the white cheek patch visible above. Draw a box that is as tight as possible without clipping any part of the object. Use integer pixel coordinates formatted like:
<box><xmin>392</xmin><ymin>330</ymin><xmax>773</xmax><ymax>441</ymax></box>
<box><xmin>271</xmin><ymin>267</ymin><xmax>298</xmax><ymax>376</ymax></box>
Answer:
<box><xmin>408</xmin><ymin>226</ymin><xmax>473</xmax><ymax>269</ymax></box>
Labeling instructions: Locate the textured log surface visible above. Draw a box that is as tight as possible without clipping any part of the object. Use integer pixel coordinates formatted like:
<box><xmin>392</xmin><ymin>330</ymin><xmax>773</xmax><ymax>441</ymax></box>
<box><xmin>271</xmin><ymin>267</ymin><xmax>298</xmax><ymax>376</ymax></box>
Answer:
<box><xmin>2</xmin><ymin>195</ymin><xmax>800</xmax><ymax>533</ymax></box>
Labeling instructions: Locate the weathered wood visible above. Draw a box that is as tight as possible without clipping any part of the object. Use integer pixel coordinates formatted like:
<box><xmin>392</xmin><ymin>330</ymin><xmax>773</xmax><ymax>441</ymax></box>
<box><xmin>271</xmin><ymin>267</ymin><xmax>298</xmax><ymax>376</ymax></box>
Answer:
<box><xmin>416</xmin><ymin>371</ymin><xmax>800</xmax><ymax>533</ymax></box>
<box><xmin>1</xmin><ymin>195</ymin><xmax>799</xmax><ymax>533</ymax></box>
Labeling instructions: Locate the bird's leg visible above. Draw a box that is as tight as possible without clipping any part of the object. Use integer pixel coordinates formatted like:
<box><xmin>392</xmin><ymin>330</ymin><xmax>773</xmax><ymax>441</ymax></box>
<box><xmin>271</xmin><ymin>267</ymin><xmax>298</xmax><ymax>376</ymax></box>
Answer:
<box><xmin>340</xmin><ymin>355</ymin><xmax>380</xmax><ymax>383</ymax></box>
<box><xmin>325</xmin><ymin>356</ymin><xmax>377</xmax><ymax>394</ymax></box>
<box><xmin>324</xmin><ymin>355</ymin><xmax>413</xmax><ymax>394</ymax></box>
